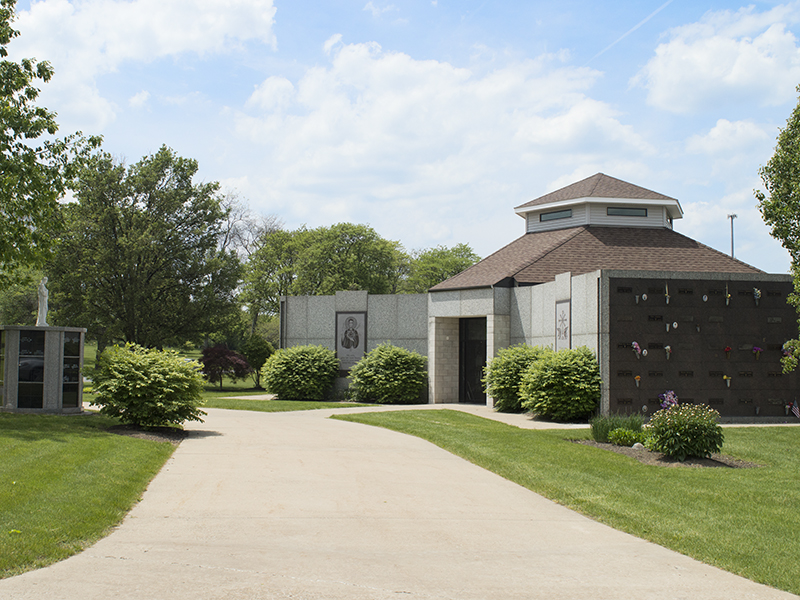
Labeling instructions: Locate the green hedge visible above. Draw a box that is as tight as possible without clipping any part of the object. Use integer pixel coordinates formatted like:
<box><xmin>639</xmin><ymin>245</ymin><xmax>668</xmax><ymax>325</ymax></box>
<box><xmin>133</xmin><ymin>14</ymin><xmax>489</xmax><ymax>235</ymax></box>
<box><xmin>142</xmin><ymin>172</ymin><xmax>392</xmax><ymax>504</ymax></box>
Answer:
<box><xmin>261</xmin><ymin>345</ymin><xmax>339</xmax><ymax>400</ymax></box>
<box><xmin>520</xmin><ymin>346</ymin><xmax>601</xmax><ymax>422</ymax></box>
<box><xmin>92</xmin><ymin>344</ymin><xmax>206</xmax><ymax>428</ymax></box>
<box><xmin>348</xmin><ymin>343</ymin><xmax>427</xmax><ymax>404</ymax></box>
<box><xmin>482</xmin><ymin>344</ymin><xmax>547</xmax><ymax>413</ymax></box>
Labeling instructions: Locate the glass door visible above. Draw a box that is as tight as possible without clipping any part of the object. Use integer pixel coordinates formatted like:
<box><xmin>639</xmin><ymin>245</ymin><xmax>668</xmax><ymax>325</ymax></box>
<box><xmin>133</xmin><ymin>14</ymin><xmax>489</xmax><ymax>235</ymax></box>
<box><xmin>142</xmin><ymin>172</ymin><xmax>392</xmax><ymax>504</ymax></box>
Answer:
<box><xmin>18</xmin><ymin>330</ymin><xmax>45</xmax><ymax>408</ymax></box>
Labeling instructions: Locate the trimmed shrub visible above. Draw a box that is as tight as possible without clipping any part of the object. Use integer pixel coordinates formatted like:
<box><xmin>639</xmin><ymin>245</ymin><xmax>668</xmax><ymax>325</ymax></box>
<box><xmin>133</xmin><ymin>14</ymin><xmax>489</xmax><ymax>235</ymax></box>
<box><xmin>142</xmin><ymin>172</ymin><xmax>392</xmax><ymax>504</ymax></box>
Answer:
<box><xmin>608</xmin><ymin>427</ymin><xmax>647</xmax><ymax>447</ymax></box>
<box><xmin>200</xmin><ymin>344</ymin><xmax>253</xmax><ymax>390</ymax></box>
<box><xmin>261</xmin><ymin>345</ymin><xmax>339</xmax><ymax>400</ymax></box>
<box><xmin>348</xmin><ymin>343</ymin><xmax>427</xmax><ymax>404</ymax></box>
<box><xmin>648</xmin><ymin>403</ymin><xmax>724</xmax><ymax>461</ymax></box>
<box><xmin>590</xmin><ymin>412</ymin><xmax>645</xmax><ymax>443</ymax></box>
<box><xmin>482</xmin><ymin>344</ymin><xmax>547</xmax><ymax>413</ymax></box>
<box><xmin>520</xmin><ymin>346</ymin><xmax>601</xmax><ymax>422</ymax></box>
<box><xmin>92</xmin><ymin>344</ymin><xmax>206</xmax><ymax>428</ymax></box>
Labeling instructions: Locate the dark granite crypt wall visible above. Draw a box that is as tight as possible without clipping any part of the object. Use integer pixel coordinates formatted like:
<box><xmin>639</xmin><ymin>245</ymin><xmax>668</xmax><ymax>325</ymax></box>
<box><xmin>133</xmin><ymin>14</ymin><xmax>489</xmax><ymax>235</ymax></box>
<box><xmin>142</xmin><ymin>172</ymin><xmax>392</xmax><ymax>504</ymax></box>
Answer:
<box><xmin>608</xmin><ymin>277</ymin><xmax>799</xmax><ymax>417</ymax></box>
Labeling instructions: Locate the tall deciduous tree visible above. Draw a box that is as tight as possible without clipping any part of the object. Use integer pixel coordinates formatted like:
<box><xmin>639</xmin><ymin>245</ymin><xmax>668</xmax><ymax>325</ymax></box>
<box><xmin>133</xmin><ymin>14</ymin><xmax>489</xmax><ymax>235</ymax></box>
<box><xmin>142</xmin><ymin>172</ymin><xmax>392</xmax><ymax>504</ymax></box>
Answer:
<box><xmin>0</xmin><ymin>0</ymin><xmax>100</xmax><ymax>282</ymax></box>
<box><xmin>242</xmin><ymin>228</ymin><xmax>305</xmax><ymax>319</ymax></box>
<box><xmin>243</xmin><ymin>223</ymin><xmax>407</xmax><ymax>320</ymax></box>
<box><xmin>293</xmin><ymin>223</ymin><xmax>404</xmax><ymax>296</ymax></box>
<box><xmin>756</xmin><ymin>84</ymin><xmax>800</xmax><ymax>371</ymax></box>
<box><xmin>48</xmin><ymin>147</ymin><xmax>242</xmax><ymax>348</ymax></box>
<box><xmin>401</xmin><ymin>243</ymin><xmax>480</xmax><ymax>293</ymax></box>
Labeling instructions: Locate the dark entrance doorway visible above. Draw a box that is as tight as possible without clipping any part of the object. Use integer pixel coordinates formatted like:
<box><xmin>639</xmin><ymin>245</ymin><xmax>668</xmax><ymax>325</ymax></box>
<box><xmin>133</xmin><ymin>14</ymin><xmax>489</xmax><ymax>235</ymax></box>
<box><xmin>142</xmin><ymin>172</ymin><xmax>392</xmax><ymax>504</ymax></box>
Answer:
<box><xmin>459</xmin><ymin>317</ymin><xmax>486</xmax><ymax>404</ymax></box>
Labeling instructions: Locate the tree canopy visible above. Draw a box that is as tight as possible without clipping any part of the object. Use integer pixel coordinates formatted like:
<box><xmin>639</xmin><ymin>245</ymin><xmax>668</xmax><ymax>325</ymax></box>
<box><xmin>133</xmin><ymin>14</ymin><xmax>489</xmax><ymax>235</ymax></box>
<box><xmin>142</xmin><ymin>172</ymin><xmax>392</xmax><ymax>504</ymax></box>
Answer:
<box><xmin>0</xmin><ymin>0</ymin><xmax>100</xmax><ymax>282</ymax></box>
<box><xmin>47</xmin><ymin>146</ymin><xmax>241</xmax><ymax>348</ymax></box>
<box><xmin>243</xmin><ymin>223</ymin><xmax>480</xmax><ymax>322</ymax></box>
<box><xmin>756</xmin><ymin>84</ymin><xmax>800</xmax><ymax>371</ymax></box>
<box><xmin>400</xmin><ymin>243</ymin><xmax>480</xmax><ymax>293</ymax></box>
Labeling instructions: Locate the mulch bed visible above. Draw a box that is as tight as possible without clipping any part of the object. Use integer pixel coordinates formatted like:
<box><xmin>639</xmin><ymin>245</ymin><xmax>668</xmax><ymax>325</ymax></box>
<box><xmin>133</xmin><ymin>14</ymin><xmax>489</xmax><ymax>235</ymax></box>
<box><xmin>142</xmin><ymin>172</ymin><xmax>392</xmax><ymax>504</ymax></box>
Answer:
<box><xmin>108</xmin><ymin>424</ymin><xmax>189</xmax><ymax>446</ymax></box>
<box><xmin>575</xmin><ymin>439</ymin><xmax>760</xmax><ymax>468</ymax></box>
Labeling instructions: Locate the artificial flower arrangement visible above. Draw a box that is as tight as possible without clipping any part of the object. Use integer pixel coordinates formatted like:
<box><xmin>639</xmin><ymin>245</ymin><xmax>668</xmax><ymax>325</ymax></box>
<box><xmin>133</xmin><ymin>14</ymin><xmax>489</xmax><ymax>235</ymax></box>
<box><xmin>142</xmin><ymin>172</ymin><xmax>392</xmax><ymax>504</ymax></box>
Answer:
<box><xmin>724</xmin><ymin>345</ymin><xmax>732</xmax><ymax>359</ymax></box>
<box><xmin>659</xmin><ymin>390</ymin><xmax>678</xmax><ymax>409</ymax></box>
<box><xmin>753</xmin><ymin>288</ymin><xmax>761</xmax><ymax>306</ymax></box>
<box><xmin>634</xmin><ymin>375</ymin><xmax>641</xmax><ymax>388</ymax></box>
<box><xmin>665</xmin><ymin>345</ymin><xmax>672</xmax><ymax>360</ymax></box>
<box><xmin>632</xmin><ymin>341</ymin><xmax>641</xmax><ymax>359</ymax></box>
<box><xmin>723</xmin><ymin>375</ymin><xmax>731</xmax><ymax>387</ymax></box>
<box><xmin>753</xmin><ymin>346</ymin><xmax>763</xmax><ymax>360</ymax></box>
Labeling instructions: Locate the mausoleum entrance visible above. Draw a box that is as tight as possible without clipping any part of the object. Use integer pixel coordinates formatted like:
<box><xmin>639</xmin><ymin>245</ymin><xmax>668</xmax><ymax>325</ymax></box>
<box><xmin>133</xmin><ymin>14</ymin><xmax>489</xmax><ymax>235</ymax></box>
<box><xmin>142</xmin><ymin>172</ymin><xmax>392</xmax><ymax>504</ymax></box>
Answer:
<box><xmin>459</xmin><ymin>317</ymin><xmax>487</xmax><ymax>404</ymax></box>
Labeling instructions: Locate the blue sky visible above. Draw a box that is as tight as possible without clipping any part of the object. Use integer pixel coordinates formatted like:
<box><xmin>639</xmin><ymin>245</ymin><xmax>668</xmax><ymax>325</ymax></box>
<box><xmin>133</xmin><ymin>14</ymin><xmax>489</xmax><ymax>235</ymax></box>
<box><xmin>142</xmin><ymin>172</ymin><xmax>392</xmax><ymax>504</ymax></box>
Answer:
<box><xmin>9</xmin><ymin>0</ymin><xmax>800</xmax><ymax>273</ymax></box>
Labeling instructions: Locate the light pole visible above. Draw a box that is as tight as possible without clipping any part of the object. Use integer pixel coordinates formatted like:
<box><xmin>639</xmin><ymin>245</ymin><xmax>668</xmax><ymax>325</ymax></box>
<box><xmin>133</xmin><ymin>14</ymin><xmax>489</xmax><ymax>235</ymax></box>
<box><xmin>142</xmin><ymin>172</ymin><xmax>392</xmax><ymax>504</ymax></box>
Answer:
<box><xmin>728</xmin><ymin>214</ymin><xmax>737</xmax><ymax>258</ymax></box>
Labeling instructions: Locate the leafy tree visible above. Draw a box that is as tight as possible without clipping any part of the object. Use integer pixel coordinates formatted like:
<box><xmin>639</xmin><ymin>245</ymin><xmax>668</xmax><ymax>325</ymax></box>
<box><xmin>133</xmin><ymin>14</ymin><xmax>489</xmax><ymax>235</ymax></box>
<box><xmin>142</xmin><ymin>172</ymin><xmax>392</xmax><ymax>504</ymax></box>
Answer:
<box><xmin>47</xmin><ymin>147</ymin><xmax>242</xmax><ymax>348</ymax></box>
<box><xmin>243</xmin><ymin>223</ymin><xmax>408</xmax><ymax>319</ymax></box>
<box><xmin>243</xmin><ymin>228</ymin><xmax>305</xmax><ymax>319</ymax></box>
<box><xmin>200</xmin><ymin>344</ymin><xmax>252</xmax><ymax>390</ymax></box>
<box><xmin>0</xmin><ymin>266</ymin><xmax>39</xmax><ymax>324</ymax></box>
<box><xmin>756</xmin><ymin>85</ymin><xmax>800</xmax><ymax>371</ymax></box>
<box><xmin>0</xmin><ymin>0</ymin><xmax>100</xmax><ymax>283</ymax></box>
<box><xmin>293</xmin><ymin>223</ymin><xmax>405</xmax><ymax>296</ymax></box>
<box><xmin>401</xmin><ymin>243</ymin><xmax>480</xmax><ymax>293</ymax></box>
<box><xmin>240</xmin><ymin>333</ymin><xmax>274</xmax><ymax>389</ymax></box>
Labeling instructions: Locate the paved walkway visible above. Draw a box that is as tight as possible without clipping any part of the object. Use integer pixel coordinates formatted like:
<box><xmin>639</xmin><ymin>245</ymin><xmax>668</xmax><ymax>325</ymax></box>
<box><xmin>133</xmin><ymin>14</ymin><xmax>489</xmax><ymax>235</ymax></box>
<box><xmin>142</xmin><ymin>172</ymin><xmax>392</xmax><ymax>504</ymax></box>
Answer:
<box><xmin>1</xmin><ymin>406</ymin><xmax>797</xmax><ymax>600</ymax></box>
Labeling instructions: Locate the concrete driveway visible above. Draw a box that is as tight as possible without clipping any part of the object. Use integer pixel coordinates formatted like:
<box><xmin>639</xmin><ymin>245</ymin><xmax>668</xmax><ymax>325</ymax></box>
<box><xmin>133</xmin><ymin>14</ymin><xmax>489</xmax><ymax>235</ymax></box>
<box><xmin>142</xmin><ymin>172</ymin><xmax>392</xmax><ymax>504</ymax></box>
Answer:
<box><xmin>0</xmin><ymin>406</ymin><xmax>796</xmax><ymax>600</ymax></box>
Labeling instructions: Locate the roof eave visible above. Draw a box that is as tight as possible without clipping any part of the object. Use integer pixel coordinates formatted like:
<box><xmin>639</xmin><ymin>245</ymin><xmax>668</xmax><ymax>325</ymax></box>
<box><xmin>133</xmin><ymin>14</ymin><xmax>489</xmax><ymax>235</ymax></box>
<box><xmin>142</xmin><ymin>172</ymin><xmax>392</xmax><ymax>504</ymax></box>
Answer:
<box><xmin>514</xmin><ymin>197</ymin><xmax>684</xmax><ymax>220</ymax></box>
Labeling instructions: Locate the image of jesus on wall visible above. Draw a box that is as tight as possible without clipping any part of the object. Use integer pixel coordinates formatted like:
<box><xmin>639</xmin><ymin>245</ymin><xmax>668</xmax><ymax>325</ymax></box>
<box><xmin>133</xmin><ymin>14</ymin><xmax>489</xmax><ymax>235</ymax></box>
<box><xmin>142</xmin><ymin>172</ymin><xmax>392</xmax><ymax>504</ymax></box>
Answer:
<box><xmin>341</xmin><ymin>316</ymin><xmax>360</xmax><ymax>349</ymax></box>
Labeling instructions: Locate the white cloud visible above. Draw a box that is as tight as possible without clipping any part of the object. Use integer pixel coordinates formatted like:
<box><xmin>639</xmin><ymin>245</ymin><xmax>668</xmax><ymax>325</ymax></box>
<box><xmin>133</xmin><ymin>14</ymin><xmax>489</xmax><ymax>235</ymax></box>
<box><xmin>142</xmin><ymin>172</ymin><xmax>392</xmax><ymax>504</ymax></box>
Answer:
<box><xmin>363</xmin><ymin>2</ymin><xmax>397</xmax><ymax>18</ymax></box>
<box><xmin>246</xmin><ymin>77</ymin><xmax>295</xmax><ymax>111</ymax></box>
<box><xmin>129</xmin><ymin>90</ymin><xmax>150</xmax><ymax>108</ymax></box>
<box><xmin>323</xmin><ymin>33</ymin><xmax>343</xmax><ymax>56</ymax></box>
<box><xmin>10</xmin><ymin>0</ymin><xmax>277</xmax><ymax>128</ymax></box>
<box><xmin>686</xmin><ymin>119</ymin><xmax>770</xmax><ymax>155</ymax></box>
<box><xmin>684</xmin><ymin>119</ymin><xmax>774</xmax><ymax>182</ymax></box>
<box><xmin>633</xmin><ymin>3</ymin><xmax>800</xmax><ymax>113</ymax></box>
<box><xmin>232</xmin><ymin>42</ymin><xmax>656</xmax><ymax>252</ymax></box>
<box><xmin>679</xmin><ymin>184</ymin><xmax>790</xmax><ymax>273</ymax></box>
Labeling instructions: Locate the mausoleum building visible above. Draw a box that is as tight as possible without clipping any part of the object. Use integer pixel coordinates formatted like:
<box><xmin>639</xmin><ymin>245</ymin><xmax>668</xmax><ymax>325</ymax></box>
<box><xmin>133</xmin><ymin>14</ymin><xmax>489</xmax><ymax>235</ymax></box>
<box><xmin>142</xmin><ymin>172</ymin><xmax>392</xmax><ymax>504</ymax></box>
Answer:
<box><xmin>281</xmin><ymin>173</ymin><xmax>799</xmax><ymax>418</ymax></box>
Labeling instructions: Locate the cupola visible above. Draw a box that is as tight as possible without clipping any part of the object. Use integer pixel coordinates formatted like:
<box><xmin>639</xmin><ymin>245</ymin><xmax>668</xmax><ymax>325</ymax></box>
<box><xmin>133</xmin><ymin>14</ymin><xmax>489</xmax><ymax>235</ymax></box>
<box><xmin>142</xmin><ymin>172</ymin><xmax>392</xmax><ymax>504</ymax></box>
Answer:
<box><xmin>514</xmin><ymin>173</ymin><xmax>683</xmax><ymax>234</ymax></box>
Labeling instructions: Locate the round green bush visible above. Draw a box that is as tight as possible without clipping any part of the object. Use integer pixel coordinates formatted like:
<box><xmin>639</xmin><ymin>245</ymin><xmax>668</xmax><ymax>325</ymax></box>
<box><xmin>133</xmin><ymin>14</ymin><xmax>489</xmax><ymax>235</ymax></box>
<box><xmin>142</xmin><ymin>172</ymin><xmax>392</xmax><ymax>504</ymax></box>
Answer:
<box><xmin>607</xmin><ymin>427</ymin><xmax>647</xmax><ymax>447</ymax></box>
<box><xmin>482</xmin><ymin>344</ymin><xmax>547</xmax><ymax>413</ymax></box>
<box><xmin>647</xmin><ymin>403</ymin><xmax>724</xmax><ymax>461</ymax></box>
<box><xmin>520</xmin><ymin>346</ymin><xmax>601</xmax><ymax>422</ymax></box>
<box><xmin>92</xmin><ymin>344</ymin><xmax>206</xmax><ymax>428</ymax></box>
<box><xmin>261</xmin><ymin>345</ymin><xmax>339</xmax><ymax>400</ymax></box>
<box><xmin>348</xmin><ymin>342</ymin><xmax>427</xmax><ymax>404</ymax></box>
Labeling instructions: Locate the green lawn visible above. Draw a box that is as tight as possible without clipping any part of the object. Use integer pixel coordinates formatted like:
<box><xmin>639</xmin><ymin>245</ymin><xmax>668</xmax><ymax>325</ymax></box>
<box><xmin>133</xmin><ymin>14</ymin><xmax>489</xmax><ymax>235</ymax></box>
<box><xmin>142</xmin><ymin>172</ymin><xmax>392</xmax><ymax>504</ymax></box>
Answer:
<box><xmin>0</xmin><ymin>413</ymin><xmax>175</xmax><ymax>578</ymax></box>
<box><xmin>333</xmin><ymin>409</ymin><xmax>800</xmax><ymax>596</ymax></box>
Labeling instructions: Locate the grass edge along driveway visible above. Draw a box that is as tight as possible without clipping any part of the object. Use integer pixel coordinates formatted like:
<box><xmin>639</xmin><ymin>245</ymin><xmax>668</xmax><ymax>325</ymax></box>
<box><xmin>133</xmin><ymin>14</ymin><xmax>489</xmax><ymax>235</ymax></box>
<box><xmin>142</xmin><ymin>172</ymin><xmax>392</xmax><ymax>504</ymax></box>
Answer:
<box><xmin>332</xmin><ymin>409</ymin><xmax>800</xmax><ymax>597</ymax></box>
<box><xmin>0</xmin><ymin>413</ymin><xmax>176</xmax><ymax>579</ymax></box>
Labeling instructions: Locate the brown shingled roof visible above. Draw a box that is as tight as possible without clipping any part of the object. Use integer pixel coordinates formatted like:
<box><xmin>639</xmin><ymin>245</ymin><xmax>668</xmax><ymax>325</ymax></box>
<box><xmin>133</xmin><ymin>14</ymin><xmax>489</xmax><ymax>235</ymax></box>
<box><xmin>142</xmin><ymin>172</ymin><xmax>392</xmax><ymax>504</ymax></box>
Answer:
<box><xmin>429</xmin><ymin>226</ymin><xmax>763</xmax><ymax>291</ymax></box>
<box><xmin>515</xmin><ymin>173</ymin><xmax>676</xmax><ymax>211</ymax></box>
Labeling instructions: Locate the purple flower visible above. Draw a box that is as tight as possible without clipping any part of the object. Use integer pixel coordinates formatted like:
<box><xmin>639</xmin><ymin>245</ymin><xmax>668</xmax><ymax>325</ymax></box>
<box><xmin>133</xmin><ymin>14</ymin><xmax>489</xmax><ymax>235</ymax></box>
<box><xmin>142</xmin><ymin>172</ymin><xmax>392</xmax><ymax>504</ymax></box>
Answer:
<box><xmin>658</xmin><ymin>390</ymin><xmax>678</xmax><ymax>409</ymax></box>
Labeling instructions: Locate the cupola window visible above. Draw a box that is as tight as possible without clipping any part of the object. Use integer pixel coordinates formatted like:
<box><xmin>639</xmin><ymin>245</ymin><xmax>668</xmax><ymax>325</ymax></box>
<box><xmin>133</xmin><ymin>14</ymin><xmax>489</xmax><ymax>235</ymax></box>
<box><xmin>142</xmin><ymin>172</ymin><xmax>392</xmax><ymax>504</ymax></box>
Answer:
<box><xmin>540</xmin><ymin>208</ymin><xmax>572</xmax><ymax>222</ymax></box>
<box><xmin>607</xmin><ymin>207</ymin><xmax>647</xmax><ymax>217</ymax></box>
